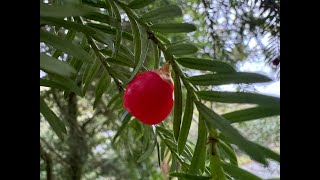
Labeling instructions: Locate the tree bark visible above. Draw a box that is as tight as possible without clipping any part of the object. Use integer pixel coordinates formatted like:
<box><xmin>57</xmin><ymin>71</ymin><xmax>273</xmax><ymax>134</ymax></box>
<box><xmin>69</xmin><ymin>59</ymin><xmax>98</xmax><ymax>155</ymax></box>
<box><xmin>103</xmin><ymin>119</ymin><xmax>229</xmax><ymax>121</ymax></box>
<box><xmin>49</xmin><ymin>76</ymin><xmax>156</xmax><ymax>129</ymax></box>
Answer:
<box><xmin>66</xmin><ymin>93</ymin><xmax>88</xmax><ymax>180</ymax></box>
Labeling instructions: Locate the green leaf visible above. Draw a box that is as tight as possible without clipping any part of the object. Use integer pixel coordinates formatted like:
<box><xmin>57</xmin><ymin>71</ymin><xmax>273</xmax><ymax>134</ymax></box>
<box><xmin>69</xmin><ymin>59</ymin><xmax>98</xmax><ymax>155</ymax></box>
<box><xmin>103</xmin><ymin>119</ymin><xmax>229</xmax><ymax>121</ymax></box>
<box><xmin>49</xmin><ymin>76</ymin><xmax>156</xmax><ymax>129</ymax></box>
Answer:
<box><xmin>107</xmin><ymin>93</ymin><xmax>123</xmax><ymax>109</ymax></box>
<box><xmin>40</xmin><ymin>3</ymin><xmax>96</xmax><ymax>18</ymax></box>
<box><xmin>108</xmin><ymin>0</ymin><xmax>121</xmax><ymax>21</ymax></box>
<box><xmin>150</xmin><ymin>23</ymin><xmax>197</xmax><ymax>33</ymax></box>
<box><xmin>127</xmin><ymin>15</ymin><xmax>141</xmax><ymax>66</ymax></box>
<box><xmin>40</xmin><ymin>77</ymin><xmax>82</xmax><ymax>96</ymax></box>
<box><xmin>82</xmin><ymin>0</ymin><xmax>108</xmax><ymax>8</ymax></box>
<box><xmin>40</xmin><ymin>17</ymin><xmax>96</xmax><ymax>35</ymax></box>
<box><xmin>52</xmin><ymin>25</ymin><xmax>77</xmax><ymax>59</ymax></box>
<box><xmin>175</xmin><ymin>58</ymin><xmax>236</xmax><ymax>73</ymax></box>
<box><xmin>156</xmin><ymin>127</ymin><xmax>193</xmax><ymax>161</ymax></box>
<box><xmin>153</xmin><ymin>43</ymin><xmax>160</xmax><ymax>69</ymax></box>
<box><xmin>186</xmin><ymin>141</ymin><xmax>195</xmax><ymax>158</ymax></box>
<box><xmin>218</xmin><ymin>140</ymin><xmax>238</xmax><ymax>165</ymax></box>
<box><xmin>84</xmin><ymin>13</ymin><xmax>121</xmax><ymax>29</ymax></box>
<box><xmin>40</xmin><ymin>53</ymin><xmax>76</xmax><ymax>77</ymax></box>
<box><xmin>170</xmin><ymin>172</ymin><xmax>211</xmax><ymax>180</ymax></box>
<box><xmin>170</xmin><ymin>156</ymin><xmax>179</xmax><ymax>172</ymax></box>
<box><xmin>112</xmin><ymin>111</ymin><xmax>132</xmax><ymax>144</ymax></box>
<box><xmin>189</xmin><ymin>114</ymin><xmax>207</xmax><ymax>174</ymax></box>
<box><xmin>119</xmin><ymin>45</ymin><xmax>134</xmax><ymax>59</ymax></box>
<box><xmin>209</xmin><ymin>141</ymin><xmax>227</xmax><ymax>180</ymax></box>
<box><xmin>91</xmin><ymin>30</ymin><xmax>114</xmax><ymax>48</ymax></box>
<box><xmin>173</xmin><ymin>71</ymin><xmax>182</xmax><ymax>140</ymax></box>
<box><xmin>113</xmin><ymin>97</ymin><xmax>124</xmax><ymax>110</ymax></box>
<box><xmin>71</xmin><ymin>17</ymin><xmax>114</xmax><ymax>48</ymax></box>
<box><xmin>161</xmin><ymin>137</ymin><xmax>192</xmax><ymax>163</ymax></box>
<box><xmin>195</xmin><ymin>101</ymin><xmax>269</xmax><ymax>165</ymax></box>
<box><xmin>114</xmin><ymin>30</ymin><xmax>122</xmax><ymax>56</ymax></box>
<box><xmin>82</xmin><ymin>62</ymin><xmax>92</xmax><ymax>84</ymax></box>
<box><xmin>128</xmin><ymin>0</ymin><xmax>155</xmax><ymax>9</ymax></box>
<box><xmin>128</xmin><ymin>29</ymin><xmax>149</xmax><ymax>83</ymax></box>
<box><xmin>197</xmin><ymin>91</ymin><xmax>280</xmax><ymax>107</ymax></box>
<box><xmin>156</xmin><ymin>126</ymin><xmax>174</xmax><ymax>139</ymax></box>
<box><xmin>82</xmin><ymin>60</ymin><xmax>100</xmax><ymax>94</ymax></box>
<box><xmin>108</xmin><ymin>0</ymin><xmax>122</xmax><ymax>57</ymax></box>
<box><xmin>48</xmin><ymin>73</ymin><xmax>83</xmax><ymax>96</ymax></box>
<box><xmin>100</xmin><ymin>49</ymin><xmax>134</xmax><ymax>67</ymax></box>
<box><xmin>40</xmin><ymin>97</ymin><xmax>67</xmax><ymax>141</ymax></box>
<box><xmin>106</xmin><ymin>57</ymin><xmax>134</xmax><ymax>67</ymax></box>
<box><xmin>155</xmin><ymin>33</ymin><xmax>171</xmax><ymax>44</ymax></box>
<box><xmin>167</xmin><ymin>43</ymin><xmax>198</xmax><ymax>56</ymax></box>
<box><xmin>93</xmin><ymin>70</ymin><xmax>111</xmax><ymax>109</ymax></box>
<box><xmin>104</xmin><ymin>0</ymin><xmax>113</xmax><ymax>16</ymax></box>
<box><xmin>141</xmin><ymin>123</ymin><xmax>151</xmax><ymax>153</ymax></box>
<box><xmin>157</xmin><ymin>129</ymin><xmax>191</xmax><ymax>170</ymax></box>
<box><xmin>222</xmin><ymin>163</ymin><xmax>262</xmax><ymax>180</ymax></box>
<box><xmin>40</xmin><ymin>29</ymin><xmax>93</xmax><ymax>63</ymax></box>
<box><xmin>188</xmin><ymin>72</ymin><xmax>272</xmax><ymax>86</ymax></box>
<box><xmin>40</xmin><ymin>78</ymin><xmax>66</xmax><ymax>89</ymax></box>
<box><xmin>160</xmin><ymin>139</ymin><xmax>166</xmax><ymax>161</ymax></box>
<box><xmin>109</xmin><ymin>68</ymin><xmax>129</xmax><ymax>83</ymax></box>
<box><xmin>87</xmin><ymin>23</ymin><xmax>133</xmax><ymax>41</ymax></box>
<box><xmin>101</xmin><ymin>48</ymin><xmax>132</xmax><ymax>60</ymax></box>
<box><xmin>62</xmin><ymin>38</ymin><xmax>87</xmax><ymax>92</ymax></box>
<box><xmin>252</xmin><ymin>142</ymin><xmax>280</xmax><ymax>162</ymax></box>
<box><xmin>137</xmin><ymin>127</ymin><xmax>156</xmax><ymax>163</ymax></box>
<box><xmin>155</xmin><ymin>129</ymin><xmax>161</xmax><ymax>166</ymax></box>
<box><xmin>222</xmin><ymin>106</ymin><xmax>280</xmax><ymax>123</ymax></box>
<box><xmin>140</xmin><ymin>5</ymin><xmax>182</xmax><ymax>22</ymax></box>
<box><xmin>177</xmin><ymin>92</ymin><xmax>194</xmax><ymax>154</ymax></box>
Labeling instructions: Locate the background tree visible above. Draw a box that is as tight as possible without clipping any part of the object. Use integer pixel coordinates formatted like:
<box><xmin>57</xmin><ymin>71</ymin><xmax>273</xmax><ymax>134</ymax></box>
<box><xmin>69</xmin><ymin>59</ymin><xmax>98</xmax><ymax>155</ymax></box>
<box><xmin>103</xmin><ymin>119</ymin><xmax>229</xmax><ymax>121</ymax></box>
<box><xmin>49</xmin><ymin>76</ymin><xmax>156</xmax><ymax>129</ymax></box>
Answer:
<box><xmin>40</xmin><ymin>0</ymin><xmax>280</xmax><ymax>179</ymax></box>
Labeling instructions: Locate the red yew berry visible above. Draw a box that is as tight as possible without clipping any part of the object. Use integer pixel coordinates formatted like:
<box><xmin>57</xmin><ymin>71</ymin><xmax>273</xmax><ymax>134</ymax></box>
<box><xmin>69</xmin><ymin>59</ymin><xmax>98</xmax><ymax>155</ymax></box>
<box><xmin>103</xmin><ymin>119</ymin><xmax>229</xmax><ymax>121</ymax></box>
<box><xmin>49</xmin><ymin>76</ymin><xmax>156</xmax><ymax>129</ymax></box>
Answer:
<box><xmin>123</xmin><ymin>63</ymin><xmax>174</xmax><ymax>125</ymax></box>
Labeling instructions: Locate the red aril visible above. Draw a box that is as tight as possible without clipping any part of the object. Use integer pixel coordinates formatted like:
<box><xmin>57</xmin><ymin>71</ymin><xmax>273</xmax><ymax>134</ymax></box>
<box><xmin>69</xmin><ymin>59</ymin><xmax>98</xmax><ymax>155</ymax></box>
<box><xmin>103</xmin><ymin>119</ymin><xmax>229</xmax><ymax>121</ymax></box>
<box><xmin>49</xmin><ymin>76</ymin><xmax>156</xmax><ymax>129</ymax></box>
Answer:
<box><xmin>123</xmin><ymin>64</ymin><xmax>174</xmax><ymax>125</ymax></box>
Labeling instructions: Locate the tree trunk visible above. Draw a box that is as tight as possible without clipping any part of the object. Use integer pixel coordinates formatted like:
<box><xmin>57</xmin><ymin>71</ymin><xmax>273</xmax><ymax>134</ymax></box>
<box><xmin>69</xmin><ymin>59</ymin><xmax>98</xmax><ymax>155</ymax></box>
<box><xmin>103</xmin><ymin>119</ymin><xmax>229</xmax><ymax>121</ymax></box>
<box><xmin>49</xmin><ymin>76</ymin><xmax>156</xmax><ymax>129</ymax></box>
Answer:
<box><xmin>66</xmin><ymin>93</ymin><xmax>88</xmax><ymax>180</ymax></box>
